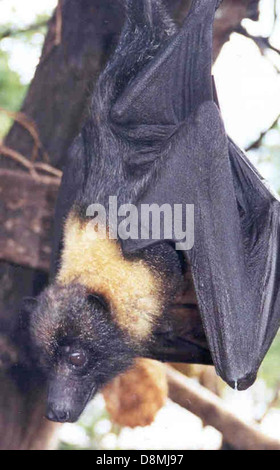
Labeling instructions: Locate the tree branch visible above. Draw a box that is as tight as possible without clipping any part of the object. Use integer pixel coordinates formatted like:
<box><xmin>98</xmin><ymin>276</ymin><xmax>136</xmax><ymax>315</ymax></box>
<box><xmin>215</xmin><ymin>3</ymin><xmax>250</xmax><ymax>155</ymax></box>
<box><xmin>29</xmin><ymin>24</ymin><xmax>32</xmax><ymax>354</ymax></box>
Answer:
<box><xmin>0</xmin><ymin>144</ymin><xmax>61</xmax><ymax>180</ymax></box>
<box><xmin>167</xmin><ymin>366</ymin><xmax>280</xmax><ymax>450</ymax></box>
<box><xmin>236</xmin><ymin>25</ymin><xmax>280</xmax><ymax>57</ymax></box>
<box><xmin>0</xmin><ymin>107</ymin><xmax>50</xmax><ymax>163</ymax></box>
<box><xmin>245</xmin><ymin>114</ymin><xmax>280</xmax><ymax>152</ymax></box>
<box><xmin>0</xmin><ymin>21</ymin><xmax>48</xmax><ymax>41</ymax></box>
<box><xmin>213</xmin><ymin>0</ymin><xmax>260</xmax><ymax>61</ymax></box>
<box><xmin>258</xmin><ymin>381</ymin><xmax>280</xmax><ymax>424</ymax></box>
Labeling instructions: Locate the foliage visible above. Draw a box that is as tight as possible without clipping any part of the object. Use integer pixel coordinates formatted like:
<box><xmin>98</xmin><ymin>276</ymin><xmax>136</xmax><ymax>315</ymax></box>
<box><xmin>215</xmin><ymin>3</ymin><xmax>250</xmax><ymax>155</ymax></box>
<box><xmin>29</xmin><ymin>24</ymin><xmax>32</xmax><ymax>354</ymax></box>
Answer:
<box><xmin>249</xmin><ymin>119</ymin><xmax>280</xmax><ymax>194</ymax></box>
<box><xmin>0</xmin><ymin>14</ymin><xmax>49</xmax><ymax>138</ymax></box>
<box><xmin>249</xmin><ymin>121</ymin><xmax>280</xmax><ymax>401</ymax></box>
<box><xmin>0</xmin><ymin>49</ymin><xmax>26</xmax><ymax>137</ymax></box>
<box><xmin>260</xmin><ymin>335</ymin><xmax>280</xmax><ymax>392</ymax></box>
<box><xmin>0</xmin><ymin>14</ymin><xmax>48</xmax><ymax>41</ymax></box>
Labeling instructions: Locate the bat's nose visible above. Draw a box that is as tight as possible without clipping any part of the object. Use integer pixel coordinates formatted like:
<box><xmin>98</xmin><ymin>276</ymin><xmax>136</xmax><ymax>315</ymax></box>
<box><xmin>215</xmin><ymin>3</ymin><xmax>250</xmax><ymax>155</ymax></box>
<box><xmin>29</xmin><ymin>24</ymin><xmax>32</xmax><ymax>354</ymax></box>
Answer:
<box><xmin>46</xmin><ymin>405</ymin><xmax>70</xmax><ymax>423</ymax></box>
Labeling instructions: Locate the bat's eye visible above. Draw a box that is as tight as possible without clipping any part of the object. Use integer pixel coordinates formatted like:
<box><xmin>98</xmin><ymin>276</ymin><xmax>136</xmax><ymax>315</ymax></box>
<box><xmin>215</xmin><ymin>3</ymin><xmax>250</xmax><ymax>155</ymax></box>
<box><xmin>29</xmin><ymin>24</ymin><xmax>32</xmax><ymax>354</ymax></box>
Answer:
<box><xmin>68</xmin><ymin>351</ymin><xmax>87</xmax><ymax>368</ymax></box>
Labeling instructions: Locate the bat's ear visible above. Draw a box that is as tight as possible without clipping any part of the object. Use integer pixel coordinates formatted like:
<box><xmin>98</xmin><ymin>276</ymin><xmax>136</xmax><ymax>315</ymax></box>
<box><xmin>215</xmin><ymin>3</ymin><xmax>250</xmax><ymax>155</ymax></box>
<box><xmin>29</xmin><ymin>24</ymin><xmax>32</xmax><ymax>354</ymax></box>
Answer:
<box><xmin>20</xmin><ymin>297</ymin><xmax>38</xmax><ymax>329</ymax></box>
<box><xmin>111</xmin><ymin>0</ymin><xmax>217</xmax><ymax>128</ymax></box>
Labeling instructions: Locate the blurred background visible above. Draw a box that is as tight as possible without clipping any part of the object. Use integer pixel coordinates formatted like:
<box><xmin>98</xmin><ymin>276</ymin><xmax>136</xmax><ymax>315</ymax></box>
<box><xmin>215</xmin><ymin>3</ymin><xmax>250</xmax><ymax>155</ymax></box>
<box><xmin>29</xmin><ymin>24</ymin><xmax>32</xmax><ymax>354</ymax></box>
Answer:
<box><xmin>0</xmin><ymin>0</ymin><xmax>280</xmax><ymax>450</ymax></box>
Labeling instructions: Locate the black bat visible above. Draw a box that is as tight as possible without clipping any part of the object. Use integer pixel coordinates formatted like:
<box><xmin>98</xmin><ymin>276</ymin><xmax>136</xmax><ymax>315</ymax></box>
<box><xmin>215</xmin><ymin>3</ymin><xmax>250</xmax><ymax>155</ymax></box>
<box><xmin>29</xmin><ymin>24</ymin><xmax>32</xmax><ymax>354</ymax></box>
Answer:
<box><xmin>23</xmin><ymin>0</ymin><xmax>280</xmax><ymax>423</ymax></box>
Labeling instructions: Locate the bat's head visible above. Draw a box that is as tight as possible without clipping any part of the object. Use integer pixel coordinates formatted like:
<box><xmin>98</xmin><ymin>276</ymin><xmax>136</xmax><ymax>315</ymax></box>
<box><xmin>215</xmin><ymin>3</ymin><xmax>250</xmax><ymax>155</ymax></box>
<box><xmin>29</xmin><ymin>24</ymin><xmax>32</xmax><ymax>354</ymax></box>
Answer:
<box><xmin>22</xmin><ymin>284</ymin><xmax>135</xmax><ymax>423</ymax></box>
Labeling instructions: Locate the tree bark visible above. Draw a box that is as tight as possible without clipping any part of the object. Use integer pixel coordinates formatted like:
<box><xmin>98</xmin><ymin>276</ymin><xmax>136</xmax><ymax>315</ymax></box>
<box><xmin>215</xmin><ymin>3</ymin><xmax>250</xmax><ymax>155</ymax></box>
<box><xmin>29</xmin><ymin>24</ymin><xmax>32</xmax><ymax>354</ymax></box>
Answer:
<box><xmin>0</xmin><ymin>0</ymin><xmax>261</xmax><ymax>450</ymax></box>
<box><xmin>0</xmin><ymin>169</ymin><xmax>58</xmax><ymax>271</ymax></box>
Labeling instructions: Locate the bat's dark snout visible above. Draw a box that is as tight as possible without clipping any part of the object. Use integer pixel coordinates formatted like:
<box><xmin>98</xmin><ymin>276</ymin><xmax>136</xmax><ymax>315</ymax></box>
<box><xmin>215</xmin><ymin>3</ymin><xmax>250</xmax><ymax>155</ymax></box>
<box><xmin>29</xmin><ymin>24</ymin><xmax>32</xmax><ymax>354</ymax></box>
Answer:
<box><xmin>46</xmin><ymin>405</ymin><xmax>71</xmax><ymax>423</ymax></box>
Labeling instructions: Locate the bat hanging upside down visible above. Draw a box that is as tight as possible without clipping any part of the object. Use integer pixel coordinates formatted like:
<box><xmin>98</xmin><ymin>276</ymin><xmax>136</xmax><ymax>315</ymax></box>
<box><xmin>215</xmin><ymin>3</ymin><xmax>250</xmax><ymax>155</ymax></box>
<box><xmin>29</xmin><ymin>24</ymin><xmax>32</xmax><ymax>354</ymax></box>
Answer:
<box><xmin>22</xmin><ymin>0</ymin><xmax>280</xmax><ymax>423</ymax></box>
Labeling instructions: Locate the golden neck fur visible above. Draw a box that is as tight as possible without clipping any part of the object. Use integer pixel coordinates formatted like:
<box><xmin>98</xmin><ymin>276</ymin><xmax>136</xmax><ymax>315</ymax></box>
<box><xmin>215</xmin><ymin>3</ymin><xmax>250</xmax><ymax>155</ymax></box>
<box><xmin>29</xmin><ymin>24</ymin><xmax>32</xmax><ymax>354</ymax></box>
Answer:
<box><xmin>57</xmin><ymin>213</ymin><xmax>163</xmax><ymax>341</ymax></box>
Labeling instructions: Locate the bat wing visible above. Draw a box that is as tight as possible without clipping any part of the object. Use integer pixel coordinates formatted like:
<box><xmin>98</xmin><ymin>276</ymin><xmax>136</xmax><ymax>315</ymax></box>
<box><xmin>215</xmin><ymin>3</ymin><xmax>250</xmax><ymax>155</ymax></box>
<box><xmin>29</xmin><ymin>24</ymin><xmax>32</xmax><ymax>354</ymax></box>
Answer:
<box><xmin>123</xmin><ymin>101</ymin><xmax>257</xmax><ymax>390</ymax></box>
<box><xmin>116</xmin><ymin>0</ymin><xmax>280</xmax><ymax>390</ymax></box>
<box><xmin>229</xmin><ymin>140</ymin><xmax>280</xmax><ymax>370</ymax></box>
<box><xmin>149</xmin><ymin>139</ymin><xmax>280</xmax><ymax>376</ymax></box>
<box><xmin>148</xmin><ymin>280</ymin><xmax>213</xmax><ymax>366</ymax></box>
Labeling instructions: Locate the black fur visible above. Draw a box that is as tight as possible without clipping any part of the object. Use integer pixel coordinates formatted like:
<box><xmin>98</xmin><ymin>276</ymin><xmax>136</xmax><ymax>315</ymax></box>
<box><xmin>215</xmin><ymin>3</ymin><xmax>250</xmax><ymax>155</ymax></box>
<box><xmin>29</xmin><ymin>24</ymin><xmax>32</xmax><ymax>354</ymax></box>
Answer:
<box><xmin>67</xmin><ymin>0</ymin><xmax>176</xmax><ymax>219</ymax></box>
<box><xmin>29</xmin><ymin>284</ymin><xmax>138</xmax><ymax>422</ymax></box>
<box><xmin>28</xmin><ymin>0</ymin><xmax>185</xmax><ymax>423</ymax></box>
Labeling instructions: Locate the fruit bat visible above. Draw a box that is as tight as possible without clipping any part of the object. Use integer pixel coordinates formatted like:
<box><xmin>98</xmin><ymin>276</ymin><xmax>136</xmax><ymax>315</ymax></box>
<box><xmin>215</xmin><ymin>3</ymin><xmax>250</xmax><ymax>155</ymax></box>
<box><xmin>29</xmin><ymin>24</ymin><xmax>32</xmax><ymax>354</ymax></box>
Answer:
<box><xmin>24</xmin><ymin>0</ymin><xmax>280</xmax><ymax>423</ymax></box>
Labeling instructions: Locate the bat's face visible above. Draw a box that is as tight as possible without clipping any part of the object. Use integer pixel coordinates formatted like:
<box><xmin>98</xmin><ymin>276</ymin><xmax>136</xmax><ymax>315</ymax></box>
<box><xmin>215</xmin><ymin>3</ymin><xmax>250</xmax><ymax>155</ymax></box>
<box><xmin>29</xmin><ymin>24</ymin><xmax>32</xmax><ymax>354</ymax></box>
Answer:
<box><xmin>45</xmin><ymin>342</ymin><xmax>101</xmax><ymax>423</ymax></box>
<box><xmin>23</xmin><ymin>284</ymin><xmax>135</xmax><ymax>423</ymax></box>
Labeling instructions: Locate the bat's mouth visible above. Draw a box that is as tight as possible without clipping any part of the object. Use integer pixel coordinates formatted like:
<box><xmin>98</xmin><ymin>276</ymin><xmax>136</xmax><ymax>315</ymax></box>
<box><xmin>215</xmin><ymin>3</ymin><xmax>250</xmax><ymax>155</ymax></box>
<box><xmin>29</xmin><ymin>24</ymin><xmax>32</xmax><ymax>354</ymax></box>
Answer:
<box><xmin>46</xmin><ymin>379</ymin><xmax>98</xmax><ymax>423</ymax></box>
